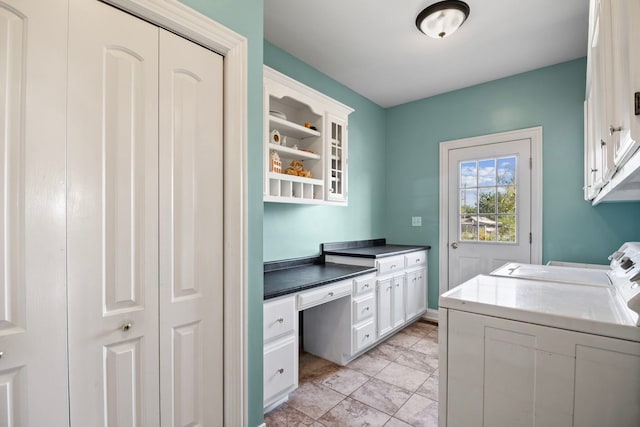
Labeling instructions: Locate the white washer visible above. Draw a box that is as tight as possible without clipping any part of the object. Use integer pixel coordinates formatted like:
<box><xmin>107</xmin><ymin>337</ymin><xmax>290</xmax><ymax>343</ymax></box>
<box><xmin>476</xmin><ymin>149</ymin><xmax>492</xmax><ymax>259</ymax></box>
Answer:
<box><xmin>438</xmin><ymin>242</ymin><xmax>640</xmax><ymax>427</ymax></box>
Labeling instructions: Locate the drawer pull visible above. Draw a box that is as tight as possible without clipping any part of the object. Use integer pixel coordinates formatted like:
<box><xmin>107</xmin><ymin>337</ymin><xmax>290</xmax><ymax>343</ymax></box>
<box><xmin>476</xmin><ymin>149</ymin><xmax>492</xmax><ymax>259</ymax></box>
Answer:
<box><xmin>364</xmin><ymin>283</ymin><xmax>369</xmax><ymax>288</ymax></box>
<box><xmin>396</xmin><ymin>283</ymin><xmax>400</xmax><ymax>287</ymax></box>
<box><xmin>364</xmin><ymin>334</ymin><xmax>370</xmax><ymax>339</ymax></box>
<box><xmin>391</xmin><ymin>264</ymin><xmax>397</xmax><ymax>268</ymax></box>
<box><xmin>276</xmin><ymin>317</ymin><xmax>284</xmax><ymax>324</ymax></box>
<box><xmin>364</xmin><ymin>306</ymin><xmax>370</xmax><ymax>311</ymax></box>
<box><xmin>327</xmin><ymin>292</ymin><xmax>334</xmax><ymax>297</ymax></box>
<box><xmin>416</xmin><ymin>258</ymin><xmax>420</xmax><ymax>262</ymax></box>
<box><xmin>277</xmin><ymin>368</ymin><xmax>284</xmax><ymax>374</ymax></box>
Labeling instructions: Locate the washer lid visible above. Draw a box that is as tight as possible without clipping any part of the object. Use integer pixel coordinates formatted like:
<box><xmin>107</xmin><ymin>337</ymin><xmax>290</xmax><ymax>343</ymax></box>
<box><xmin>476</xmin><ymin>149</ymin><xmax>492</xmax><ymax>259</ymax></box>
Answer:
<box><xmin>440</xmin><ymin>274</ymin><xmax>640</xmax><ymax>343</ymax></box>
<box><xmin>491</xmin><ymin>262</ymin><xmax>612</xmax><ymax>287</ymax></box>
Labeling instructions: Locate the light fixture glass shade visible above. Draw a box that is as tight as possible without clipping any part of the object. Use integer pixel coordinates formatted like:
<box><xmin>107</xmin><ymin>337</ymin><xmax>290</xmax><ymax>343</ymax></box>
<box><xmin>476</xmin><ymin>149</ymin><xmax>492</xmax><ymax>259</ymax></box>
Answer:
<box><xmin>416</xmin><ymin>1</ymin><xmax>470</xmax><ymax>39</ymax></box>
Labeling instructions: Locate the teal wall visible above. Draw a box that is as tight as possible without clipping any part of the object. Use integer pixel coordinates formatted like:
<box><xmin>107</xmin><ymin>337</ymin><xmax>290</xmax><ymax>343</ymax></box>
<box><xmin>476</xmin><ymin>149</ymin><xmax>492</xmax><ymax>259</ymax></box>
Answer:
<box><xmin>385</xmin><ymin>58</ymin><xmax>640</xmax><ymax>309</ymax></box>
<box><xmin>263</xmin><ymin>42</ymin><xmax>388</xmax><ymax>261</ymax></box>
<box><xmin>178</xmin><ymin>1</ymin><xmax>264</xmax><ymax>425</ymax></box>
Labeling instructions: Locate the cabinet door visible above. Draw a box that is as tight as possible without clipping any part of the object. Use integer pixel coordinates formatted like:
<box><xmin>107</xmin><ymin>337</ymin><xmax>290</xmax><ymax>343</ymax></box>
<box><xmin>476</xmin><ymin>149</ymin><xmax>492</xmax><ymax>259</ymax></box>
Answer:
<box><xmin>158</xmin><ymin>29</ymin><xmax>224</xmax><ymax>427</ymax></box>
<box><xmin>630</xmin><ymin>0</ymin><xmax>640</xmax><ymax>145</ymax></box>
<box><xmin>609</xmin><ymin>0</ymin><xmax>639</xmax><ymax>166</ymax></box>
<box><xmin>406</xmin><ymin>268</ymin><xmax>427</xmax><ymax>320</ymax></box>
<box><xmin>326</xmin><ymin>114</ymin><xmax>348</xmax><ymax>203</ymax></box>
<box><xmin>594</xmin><ymin>0</ymin><xmax>619</xmax><ymax>182</ymax></box>
<box><xmin>377</xmin><ymin>277</ymin><xmax>393</xmax><ymax>337</ymax></box>
<box><xmin>67</xmin><ymin>1</ymin><xmax>160</xmax><ymax>425</ymax></box>
<box><xmin>392</xmin><ymin>275</ymin><xmax>405</xmax><ymax>328</ymax></box>
<box><xmin>0</xmin><ymin>0</ymin><xmax>69</xmax><ymax>425</ymax></box>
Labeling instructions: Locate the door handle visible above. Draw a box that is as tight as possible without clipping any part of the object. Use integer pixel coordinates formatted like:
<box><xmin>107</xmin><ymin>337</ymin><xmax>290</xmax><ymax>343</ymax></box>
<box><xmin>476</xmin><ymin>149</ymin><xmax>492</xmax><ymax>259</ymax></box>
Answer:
<box><xmin>451</xmin><ymin>242</ymin><xmax>459</xmax><ymax>249</ymax></box>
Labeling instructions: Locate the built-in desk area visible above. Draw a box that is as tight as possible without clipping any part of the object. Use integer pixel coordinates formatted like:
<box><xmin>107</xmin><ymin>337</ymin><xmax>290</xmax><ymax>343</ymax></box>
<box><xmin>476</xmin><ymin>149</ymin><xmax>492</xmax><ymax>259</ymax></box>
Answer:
<box><xmin>263</xmin><ymin>239</ymin><xmax>430</xmax><ymax>412</ymax></box>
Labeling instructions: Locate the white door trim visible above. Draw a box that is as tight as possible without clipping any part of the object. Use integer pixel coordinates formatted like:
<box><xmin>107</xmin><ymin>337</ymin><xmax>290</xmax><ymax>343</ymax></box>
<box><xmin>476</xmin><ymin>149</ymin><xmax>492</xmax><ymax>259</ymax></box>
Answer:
<box><xmin>102</xmin><ymin>1</ymin><xmax>248</xmax><ymax>424</ymax></box>
<box><xmin>438</xmin><ymin>126</ymin><xmax>543</xmax><ymax>299</ymax></box>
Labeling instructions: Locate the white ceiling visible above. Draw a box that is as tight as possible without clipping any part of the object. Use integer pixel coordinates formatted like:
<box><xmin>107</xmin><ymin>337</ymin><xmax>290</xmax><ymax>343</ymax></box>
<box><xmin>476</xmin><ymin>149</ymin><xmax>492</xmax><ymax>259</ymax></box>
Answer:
<box><xmin>264</xmin><ymin>0</ymin><xmax>590</xmax><ymax>108</ymax></box>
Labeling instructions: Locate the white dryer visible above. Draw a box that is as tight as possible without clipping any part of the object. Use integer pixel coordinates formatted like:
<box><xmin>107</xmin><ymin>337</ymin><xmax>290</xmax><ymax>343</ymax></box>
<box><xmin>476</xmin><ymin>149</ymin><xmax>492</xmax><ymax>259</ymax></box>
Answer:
<box><xmin>438</xmin><ymin>242</ymin><xmax>640</xmax><ymax>427</ymax></box>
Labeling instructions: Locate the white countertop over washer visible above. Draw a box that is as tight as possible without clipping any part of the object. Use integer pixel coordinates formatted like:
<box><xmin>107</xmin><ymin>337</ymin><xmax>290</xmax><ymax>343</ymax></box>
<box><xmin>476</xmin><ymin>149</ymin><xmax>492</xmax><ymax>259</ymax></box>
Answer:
<box><xmin>441</xmin><ymin>274</ymin><xmax>639</xmax><ymax>342</ymax></box>
<box><xmin>438</xmin><ymin>242</ymin><xmax>640</xmax><ymax>427</ymax></box>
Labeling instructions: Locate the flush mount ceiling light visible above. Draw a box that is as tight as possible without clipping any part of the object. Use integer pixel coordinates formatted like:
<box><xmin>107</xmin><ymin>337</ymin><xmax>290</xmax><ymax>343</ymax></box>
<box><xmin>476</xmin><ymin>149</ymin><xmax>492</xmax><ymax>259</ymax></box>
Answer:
<box><xmin>416</xmin><ymin>0</ymin><xmax>470</xmax><ymax>39</ymax></box>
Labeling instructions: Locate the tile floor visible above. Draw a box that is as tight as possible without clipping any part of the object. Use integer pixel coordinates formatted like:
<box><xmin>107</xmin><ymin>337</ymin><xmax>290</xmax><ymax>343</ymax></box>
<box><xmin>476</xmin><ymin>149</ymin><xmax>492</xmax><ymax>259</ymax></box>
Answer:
<box><xmin>265</xmin><ymin>320</ymin><xmax>439</xmax><ymax>427</ymax></box>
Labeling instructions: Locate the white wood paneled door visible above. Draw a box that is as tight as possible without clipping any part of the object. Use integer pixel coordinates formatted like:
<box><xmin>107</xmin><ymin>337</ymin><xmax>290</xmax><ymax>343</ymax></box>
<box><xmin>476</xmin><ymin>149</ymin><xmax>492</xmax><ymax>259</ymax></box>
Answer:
<box><xmin>0</xmin><ymin>0</ymin><xmax>69</xmax><ymax>425</ymax></box>
<box><xmin>158</xmin><ymin>29</ymin><xmax>224</xmax><ymax>426</ymax></box>
<box><xmin>67</xmin><ymin>0</ymin><xmax>160</xmax><ymax>425</ymax></box>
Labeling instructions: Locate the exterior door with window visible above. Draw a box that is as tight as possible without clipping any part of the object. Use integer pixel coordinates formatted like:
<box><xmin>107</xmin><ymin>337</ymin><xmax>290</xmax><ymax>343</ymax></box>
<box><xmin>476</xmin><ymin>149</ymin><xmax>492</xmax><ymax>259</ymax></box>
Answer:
<box><xmin>447</xmin><ymin>138</ymin><xmax>532</xmax><ymax>288</ymax></box>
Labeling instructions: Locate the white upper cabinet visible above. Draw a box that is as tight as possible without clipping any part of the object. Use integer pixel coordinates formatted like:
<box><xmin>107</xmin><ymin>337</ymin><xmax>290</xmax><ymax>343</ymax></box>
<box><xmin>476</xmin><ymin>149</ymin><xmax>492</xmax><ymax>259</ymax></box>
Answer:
<box><xmin>264</xmin><ymin>66</ymin><xmax>353</xmax><ymax>205</ymax></box>
<box><xmin>586</xmin><ymin>0</ymin><xmax>640</xmax><ymax>203</ymax></box>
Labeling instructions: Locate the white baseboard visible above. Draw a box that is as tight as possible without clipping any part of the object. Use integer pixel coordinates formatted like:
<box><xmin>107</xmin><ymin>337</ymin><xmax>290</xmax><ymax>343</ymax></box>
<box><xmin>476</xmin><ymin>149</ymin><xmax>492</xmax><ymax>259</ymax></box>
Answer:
<box><xmin>422</xmin><ymin>308</ymin><xmax>439</xmax><ymax>322</ymax></box>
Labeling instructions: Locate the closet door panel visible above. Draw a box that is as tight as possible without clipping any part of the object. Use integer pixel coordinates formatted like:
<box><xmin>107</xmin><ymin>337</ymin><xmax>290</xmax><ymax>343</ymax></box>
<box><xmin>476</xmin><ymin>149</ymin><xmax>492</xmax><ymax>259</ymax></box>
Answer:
<box><xmin>67</xmin><ymin>0</ymin><xmax>159</xmax><ymax>425</ymax></box>
<box><xmin>0</xmin><ymin>0</ymin><xmax>68</xmax><ymax>425</ymax></box>
<box><xmin>159</xmin><ymin>29</ymin><xmax>224</xmax><ymax>427</ymax></box>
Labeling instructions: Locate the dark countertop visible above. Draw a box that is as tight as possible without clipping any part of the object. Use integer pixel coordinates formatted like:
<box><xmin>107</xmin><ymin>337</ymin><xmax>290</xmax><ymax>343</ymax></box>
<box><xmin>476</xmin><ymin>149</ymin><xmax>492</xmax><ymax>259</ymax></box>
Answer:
<box><xmin>322</xmin><ymin>238</ymin><xmax>431</xmax><ymax>259</ymax></box>
<box><xmin>264</xmin><ymin>257</ymin><xmax>376</xmax><ymax>300</ymax></box>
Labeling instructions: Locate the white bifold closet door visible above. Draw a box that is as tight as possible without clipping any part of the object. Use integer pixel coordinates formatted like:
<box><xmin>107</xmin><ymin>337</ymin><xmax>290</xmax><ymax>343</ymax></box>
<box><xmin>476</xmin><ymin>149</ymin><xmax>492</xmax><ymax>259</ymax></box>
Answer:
<box><xmin>158</xmin><ymin>26</ymin><xmax>224</xmax><ymax>427</ymax></box>
<box><xmin>67</xmin><ymin>0</ymin><xmax>223</xmax><ymax>425</ymax></box>
<box><xmin>0</xmin><ymin>0</ymin><xmax>69</xmax><ymax>425</ymax></box>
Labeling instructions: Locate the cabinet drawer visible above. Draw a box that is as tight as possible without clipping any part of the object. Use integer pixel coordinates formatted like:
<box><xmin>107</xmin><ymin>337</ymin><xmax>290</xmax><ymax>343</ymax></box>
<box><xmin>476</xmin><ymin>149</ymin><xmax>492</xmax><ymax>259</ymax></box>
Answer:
<box><xmin>405</xmin><ymin>250</ymin><xmax>427</xmax><ymax>268</ymax></box>
<box><xmin>297</xmin><ymin>280</ymin><xmax>351</xmax><ymax>310</ymax></box>
<box><xmin>263</xmin><ymin>296</ymin><xmax>296</xmax><ymax>342</ymax></box>
<box><xmin>353</xmin><ymin>275</ymin><xmax>375</xmax><ymax>296</ymax></box>
<box><xmin>353</xmin><ymin>294</ymin><xmax>375</xmax><ymax>323</ymax></box>
<box><xmin>263</xmin><ymin>335</ymin><xmax>297</xmax><ymax>406</ymax></box>
<box><xmin>353</xmin><ymin>321</ymin><xmax>376</xmax><ymax>353</ymax></box>
<box><xmin>376</xmin><ymin>255</ymin><xmax>404</xmax><ymax>276</ymax></box>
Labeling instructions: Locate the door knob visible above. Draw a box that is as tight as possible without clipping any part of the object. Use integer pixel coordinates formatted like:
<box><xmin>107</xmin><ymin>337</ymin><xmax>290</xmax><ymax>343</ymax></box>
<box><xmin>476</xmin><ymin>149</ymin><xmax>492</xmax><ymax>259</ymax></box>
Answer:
<box><xmin>451</xmin><ymin>242</ymin><xmax>459</xmax><ymax>249</ymax></box>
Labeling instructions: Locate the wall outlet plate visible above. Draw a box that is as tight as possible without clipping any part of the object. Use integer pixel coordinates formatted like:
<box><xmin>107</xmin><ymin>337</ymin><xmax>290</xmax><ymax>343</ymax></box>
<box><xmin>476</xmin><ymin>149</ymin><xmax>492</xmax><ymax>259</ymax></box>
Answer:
<box><xmin>411</xmin><ymin>216</ymin><xmax>422</xmax><ymax>226</ymax></box>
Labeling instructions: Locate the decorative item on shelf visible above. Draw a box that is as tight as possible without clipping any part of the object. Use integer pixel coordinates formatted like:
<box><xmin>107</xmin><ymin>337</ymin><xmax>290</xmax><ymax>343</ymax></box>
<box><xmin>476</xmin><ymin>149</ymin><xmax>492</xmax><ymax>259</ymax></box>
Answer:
<box><xmin>304</xmin><ymin>122</ymin><xmax>311</xmax><ymax>128</ymax></box>
<box><xmin>310</xmin><ymin>125</ymin><xmax>317</xmax><ymax>131</ymax></box>
<box><xmin>292</xmin><ymin>144</ymin><xmax>298</xmax><ymax>150</ymax></box>
<box><xmin>270</xmin><ymin>150</ymin><xmax>282</xmax><ymax>173</ymax></box>
<box><xmin>270</xmin><ymin>129</ymin><xmax>281</xmax><ymax>145</ymax></box>
<box><xmin>284</xmin><ymin>160</ymin><xmax>312</xmax><ymax>178</ymax></box>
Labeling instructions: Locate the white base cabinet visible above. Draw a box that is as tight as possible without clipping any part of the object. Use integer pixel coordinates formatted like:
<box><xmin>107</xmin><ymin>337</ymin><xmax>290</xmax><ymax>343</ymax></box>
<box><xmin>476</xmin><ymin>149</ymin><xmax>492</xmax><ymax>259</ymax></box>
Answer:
<box><xmin>263</xmin><ymin>295</ymin><xmax>298</xmax><ymax>410</ymax></box>
<box><xmin>440</xmin><ymin>309</ymin><xmax>640</xmax><ymax>427</ymax></box>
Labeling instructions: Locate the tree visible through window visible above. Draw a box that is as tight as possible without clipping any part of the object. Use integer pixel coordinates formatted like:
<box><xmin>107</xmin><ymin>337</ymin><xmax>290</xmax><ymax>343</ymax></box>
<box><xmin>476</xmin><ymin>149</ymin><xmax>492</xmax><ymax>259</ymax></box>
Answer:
<box><xmin>459</xmin><ymin>156</ymin><xmax>517</xmax><ymax>242</ymax></box>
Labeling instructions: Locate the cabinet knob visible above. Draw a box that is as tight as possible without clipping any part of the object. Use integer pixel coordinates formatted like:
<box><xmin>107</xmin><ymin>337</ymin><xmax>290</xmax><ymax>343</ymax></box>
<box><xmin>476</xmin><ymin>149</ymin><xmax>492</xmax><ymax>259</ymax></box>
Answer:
<box><xmin>601</xmin><ymin>139</ymin><xmax>607</xmax><ymax>147</ymax></box>
<box><xmin>364</xmin><ymin>283</ymin><xmax>369</xmax><ymax>288</ymax></box>
<box><xmin>121</xmin><ymin>322</ymin><xmax>132</xmax><ymax>332</ymax></box>
<box><xmin>276</xmin><ymin>317</ymin><xmax>284</xmax><ymax>324</ymax></box>
<box><xmin>364</xmin><ymin>334</ymin><xmax>370</xmax><ymax>339</ymax></box>
<box><xmin>364</xmin><ymin>306</ymin><xmax>370</xmax><ymax>311</ymax></box>
<box><xmin>277</xmin><ymin>368</ymin><xmax>284</xmax><ymax>374</ymax></box>
<box><xmin>609</xmin><ymin>125</ymin><xmax>623</xmax><ymax>136</ymax></box>
<box><xmin>327</xmin><ymin>292</ymin><xmax>334</xmax><ymax>297</ymax></box>
<box><xmin>416</xmin><ymin>258</ymin><xmax>420</xmax><ymax>262</ymax></box>
<box><xmin>396</xmin><ymin>283</ymin><xmax>400</xmax><ymax>287</ymax></box>
<box><xmin>591</xmin><ymin>168</ymin><xmax>598</xmax><ymax>173</ymax></box>
<box><xmin>451</xmin><ymin>242</ymin><xmax>459</xmax><ymax>249</ymax></box>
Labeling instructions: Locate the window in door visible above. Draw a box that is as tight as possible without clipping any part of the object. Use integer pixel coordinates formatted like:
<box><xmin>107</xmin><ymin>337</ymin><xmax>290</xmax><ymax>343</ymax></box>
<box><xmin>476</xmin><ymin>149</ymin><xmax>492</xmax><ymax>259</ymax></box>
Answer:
<box><xmin>459</xmin><ymin>156</ymin><xmax>517</xmax><ymax>243</ymax></box>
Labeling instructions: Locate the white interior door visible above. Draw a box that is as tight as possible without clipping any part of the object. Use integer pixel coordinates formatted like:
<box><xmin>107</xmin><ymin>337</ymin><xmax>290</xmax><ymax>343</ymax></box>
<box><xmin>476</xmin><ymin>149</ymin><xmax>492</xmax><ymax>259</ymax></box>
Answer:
<box><xmin>0</xmin><ymin>0</ymin><xmax>69</xmax><ymax>425</ymax></box>
<box><xmin>67</xmin><ymin>0</ymin><xmax>160</xmax><ymax>424</ymax></box>
<box><xmin>158</xmin><ymin>29</ymin><xmax>224</xmax><ymax>427</ymax></box>
<box><xmin>447</xmin><ymin>138</ymin><xmax>532</xmax><ymax>289</ymax></box>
